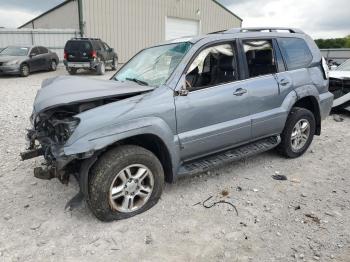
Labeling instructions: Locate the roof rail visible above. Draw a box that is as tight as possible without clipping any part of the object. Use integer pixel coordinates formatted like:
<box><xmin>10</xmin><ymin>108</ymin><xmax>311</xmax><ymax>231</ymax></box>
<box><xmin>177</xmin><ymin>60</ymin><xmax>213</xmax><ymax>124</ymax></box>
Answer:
<box><xmin>70</xmin><ymin>37</ymin><xmax>101</xmax><ymax>40</ymax></box>
<box><xmin>225</xmin><ymin>27</ymin><xmax>304</xmax><ymax>34</ymax></box>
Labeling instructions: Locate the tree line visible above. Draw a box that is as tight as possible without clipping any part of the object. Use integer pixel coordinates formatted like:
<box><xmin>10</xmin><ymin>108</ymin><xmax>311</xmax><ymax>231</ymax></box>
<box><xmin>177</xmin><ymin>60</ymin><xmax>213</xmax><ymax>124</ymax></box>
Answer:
<box><xmin>315</xmin><ymin>35</ymin><xmax>350</xmax><ymax>49</ymax></box>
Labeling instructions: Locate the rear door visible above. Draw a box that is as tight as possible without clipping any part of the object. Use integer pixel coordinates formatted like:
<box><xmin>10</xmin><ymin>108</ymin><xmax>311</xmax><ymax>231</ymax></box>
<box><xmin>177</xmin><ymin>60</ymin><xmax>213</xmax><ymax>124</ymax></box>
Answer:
<box><xmin>102</xmin><ymin>42</ymin><xmax>113</xmax><ymax>64</ymax></box>
<box><xmin>238</xmin><ymin>38</ymin><xmax>283</xmax><ymax>139</ymax></box>
<box><xmin>175</xmin><ymin>41</ymin><xmax>252</xmax><ymax>160</ymax></box>
<box><xmin>65</xmin><ymin>40</ymin><xmax>92</xmax><ymax>62</ymax></box>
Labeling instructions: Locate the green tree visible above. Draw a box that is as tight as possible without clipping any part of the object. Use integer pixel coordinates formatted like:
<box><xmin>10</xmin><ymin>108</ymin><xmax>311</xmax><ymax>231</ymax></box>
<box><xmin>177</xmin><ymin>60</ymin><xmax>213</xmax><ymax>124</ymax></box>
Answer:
<box><xmin>315</xmin><ymin>35</ymin><xmax>350</xmax><ymax>49</ymax></box>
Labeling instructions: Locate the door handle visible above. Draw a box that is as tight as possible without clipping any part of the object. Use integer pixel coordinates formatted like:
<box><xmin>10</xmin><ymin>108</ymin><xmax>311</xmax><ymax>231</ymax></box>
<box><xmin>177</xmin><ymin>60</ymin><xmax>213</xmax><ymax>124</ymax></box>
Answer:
<box><xmin>279</xmin><ymin>78</ymin><xmax>290</xmax><ymax>86</ymax></box>
<box><xmin>233</xmin><ymin>88</ymin><xmax>247</xmax><ymax>96</ymax></box>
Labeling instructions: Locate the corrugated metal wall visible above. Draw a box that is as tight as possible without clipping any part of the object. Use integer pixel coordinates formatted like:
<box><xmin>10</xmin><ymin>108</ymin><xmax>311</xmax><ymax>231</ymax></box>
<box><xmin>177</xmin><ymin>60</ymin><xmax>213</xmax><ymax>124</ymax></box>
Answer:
<box><xmin>82</xmin><ymin>0</ymin><xmax>241</xmax><ymax>63</ymax></box>
<box><xmin>0</xmin><ymin>29</ymin><xmax>80</xmax><ymax>60</ymax></box>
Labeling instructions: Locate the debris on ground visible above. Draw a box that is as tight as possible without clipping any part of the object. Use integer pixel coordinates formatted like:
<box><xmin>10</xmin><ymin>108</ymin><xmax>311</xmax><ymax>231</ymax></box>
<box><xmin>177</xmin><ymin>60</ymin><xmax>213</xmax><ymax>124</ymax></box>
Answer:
<box><xmin>202</xmin><ymin>196</ymin><xmax>238</xmax><ymax>216</ymax></box>
<box><xmin>333</xmin><ymin>114</ymin><xmax>344</xmax><ymax>122</ymax></box>
<box><xmin>305</xmin><ymin>213</ymin><xmax>321</xmax><ymax>224</ymax></box>
<box><xmin>144</xmin><ymin>234</ymin><xmax>153</xmax><ymax>245</ymax></box>
<box><xmin>221</xmin><ymin>190</ymin><xmax>229</xmax><ymax>197</ymax></box>
<box><xmin>272</xmin><ymin>174</ymin><xmax>287</xmax><ymax>181</ymax></box>
<box><xmin>236</xmin><ymin>186</ymin><xmax>242</xmax><ymax>191</ymax></box>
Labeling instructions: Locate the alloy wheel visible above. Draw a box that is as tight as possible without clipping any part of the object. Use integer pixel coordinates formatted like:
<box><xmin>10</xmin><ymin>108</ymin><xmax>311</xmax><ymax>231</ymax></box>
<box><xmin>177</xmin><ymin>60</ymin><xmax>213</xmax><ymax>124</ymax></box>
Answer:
<box><xmin>109</xmin><ymin>164</ymin><xmax>154</xmax><ymax>213</ymax></box>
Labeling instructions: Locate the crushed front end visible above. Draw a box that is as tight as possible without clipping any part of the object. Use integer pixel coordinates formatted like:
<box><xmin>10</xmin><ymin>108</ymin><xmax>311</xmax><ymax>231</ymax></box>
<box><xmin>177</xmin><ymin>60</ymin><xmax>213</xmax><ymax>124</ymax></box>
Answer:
<box><xmin>21</xmin><ymin>108</ymin><xmax>81</xmax><ymax>184</ymax></box>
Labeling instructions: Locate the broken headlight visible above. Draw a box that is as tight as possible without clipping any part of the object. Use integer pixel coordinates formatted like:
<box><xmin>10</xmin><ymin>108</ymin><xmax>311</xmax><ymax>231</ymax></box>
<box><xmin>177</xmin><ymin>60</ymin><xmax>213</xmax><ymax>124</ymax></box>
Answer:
<box><xmin>51</xmin><ymin>117</ymin><xmax>80</xmax><ymax>144</ymax></box>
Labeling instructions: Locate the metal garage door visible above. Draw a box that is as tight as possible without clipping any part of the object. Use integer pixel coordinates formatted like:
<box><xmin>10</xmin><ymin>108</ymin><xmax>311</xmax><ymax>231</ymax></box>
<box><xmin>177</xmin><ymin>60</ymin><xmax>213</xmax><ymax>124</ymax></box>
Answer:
<box><xmin>165</xmin><ymin>17</ymin><xmax>200</xmax><ymax>40</ymax></box>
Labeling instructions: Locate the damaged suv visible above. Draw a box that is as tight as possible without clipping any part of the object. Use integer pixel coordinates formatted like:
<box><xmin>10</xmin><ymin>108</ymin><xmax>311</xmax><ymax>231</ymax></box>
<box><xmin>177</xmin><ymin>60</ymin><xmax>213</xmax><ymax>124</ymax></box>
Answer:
<box><xmin>21</xmin><ymin>27</ymin><xmax>333</xmax><ymax>221</ymax></box>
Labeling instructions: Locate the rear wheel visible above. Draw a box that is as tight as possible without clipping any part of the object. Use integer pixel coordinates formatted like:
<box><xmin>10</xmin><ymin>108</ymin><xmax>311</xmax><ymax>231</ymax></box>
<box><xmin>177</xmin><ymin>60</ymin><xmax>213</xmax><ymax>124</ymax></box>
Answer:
<box><xmin>111</xmin><ymin>57</ymin><xmax>117</xmax><ymax>70</ymax></box>
<box><xmin>49</xmin><ymin>60</ymin><xmax>57</xmax><ymax>71</ymax></box>
<box><xmin>277</xmin><ymin>107</ymin><xmax>315</xmax><ymax>158</ymax></box>
<box><xmin>87</xmin><ymin>145</ymin><xmax>164</xmax><ymax>221</ymax></box>
<box><xmin>96</xmin><ymin>61</ymin><xmax>105</xmax><ymax>75</ymax></box>
<box><xmin>67</xmin><ymin>67</ymin><xmax>77</xmax><ymax>75</ymax></box>
<box><xmin>20</xmin><ymin>64</ymin><xmax>29</xmax><ymax>77</ymax></box>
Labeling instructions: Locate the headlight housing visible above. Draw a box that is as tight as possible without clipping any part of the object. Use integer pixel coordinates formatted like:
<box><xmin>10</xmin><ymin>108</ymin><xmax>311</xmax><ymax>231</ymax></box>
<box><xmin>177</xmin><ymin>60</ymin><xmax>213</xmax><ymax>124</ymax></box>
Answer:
<box><xmin>4</xmin><ymin>60</ymin><xmax>19</xmax><ymax>66</ymax></box>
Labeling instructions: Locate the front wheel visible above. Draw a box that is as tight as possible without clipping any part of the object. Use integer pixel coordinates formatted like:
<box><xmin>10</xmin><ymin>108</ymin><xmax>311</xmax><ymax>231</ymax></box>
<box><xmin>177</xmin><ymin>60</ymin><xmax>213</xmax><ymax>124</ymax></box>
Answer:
<box><xmin>87</xmin><ymin>145</ymin><xmax>164</xmax><ymax>221</ymax></box>
<box><xmin>20</xmin><ymin>64</ymin><xmax>30</xmax><ymax>77</ymax></box>
<box><xmin>49</xmin><ymin>60</ymin><xmax>57</xmax><ymax>71</ymax></box>
<box><xmin>277</xmin><ymin>107</ymin><xmax>315</xmax><ymax>158</ymax></box>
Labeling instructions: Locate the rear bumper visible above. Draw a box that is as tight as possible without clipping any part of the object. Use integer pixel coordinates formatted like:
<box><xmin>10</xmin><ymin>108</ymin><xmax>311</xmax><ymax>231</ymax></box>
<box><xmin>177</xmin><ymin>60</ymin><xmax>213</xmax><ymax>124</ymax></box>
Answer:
<box><xmin>63</xmin><ymin>60</ymin><xmax>98</xmax><ymax>69</ymax></box>
<box><xmin>319</xmin><ymin>91</ymin><xmax>334</xmax><ymax>119</ymax></box>
<box><xmin>0</xmin><ymin>65</ymin><xmax>20</xmax><ymax>75</ymax></box>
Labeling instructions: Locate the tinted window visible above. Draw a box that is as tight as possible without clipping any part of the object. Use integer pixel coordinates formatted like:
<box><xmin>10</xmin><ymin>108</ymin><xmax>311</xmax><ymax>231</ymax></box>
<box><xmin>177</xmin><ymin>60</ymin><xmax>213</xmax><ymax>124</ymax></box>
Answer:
<box><xmin>277</xmin><ymin>38</ymin><xmax>312</xmax><ymax>70</ymax></box>
<box><xmin>38</xmin><ymin>46</ymin><xmax>48</xmax><ymax>54</ymax></box>
<box><xmin>65</xmin><ymin>41</ymin><xmax>92</xmax><ymax>52</ymax></box>
<box><xmin>243</xmin><ymin>39</ymin><xmax>277</xmax><ymax>78</ymax></box>
<box><xmin>186</xmin><ymin>43</ymin><xmax>236</xmax><ymax>91</ymax></box>
<box><xmin>30</xmin><ymin>47</ymin><xmax>39</xmax><ymax>56</ymax></box>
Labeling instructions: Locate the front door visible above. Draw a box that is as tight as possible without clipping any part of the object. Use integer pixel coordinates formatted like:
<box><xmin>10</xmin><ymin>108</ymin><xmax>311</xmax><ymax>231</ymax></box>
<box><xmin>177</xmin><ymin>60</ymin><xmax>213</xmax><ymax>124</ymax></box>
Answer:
<box><xmin>28</xmin><ymin>47</ymin><xmax>41</xmax><ymax>72</ymax></box>
<box><xmin>175</xmin><ymin>42</ymin><xmax>251</xmax><ymax>160</ymax></box>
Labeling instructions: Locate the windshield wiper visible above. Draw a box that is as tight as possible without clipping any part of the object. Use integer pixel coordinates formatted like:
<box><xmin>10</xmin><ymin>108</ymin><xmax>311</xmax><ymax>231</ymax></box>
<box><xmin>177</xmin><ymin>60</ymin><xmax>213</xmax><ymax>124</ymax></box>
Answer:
<box><xmin>125</xmin><ymin>77</ymin><xmax>149</xmax><ymax>86</ymax></box>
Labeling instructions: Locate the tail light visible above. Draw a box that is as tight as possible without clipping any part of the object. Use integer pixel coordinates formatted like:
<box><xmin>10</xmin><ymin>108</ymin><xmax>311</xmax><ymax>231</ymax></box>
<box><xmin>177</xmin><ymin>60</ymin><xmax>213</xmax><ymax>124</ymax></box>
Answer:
<box><xmin>64</xmin><ymin>51</ymin><xmax>67</xmax><ymax>60</ymax></box>
<box><xmin>91</xmin><ymin>50</ymin><xmax>97</xmax><ymax>58</ymax></box>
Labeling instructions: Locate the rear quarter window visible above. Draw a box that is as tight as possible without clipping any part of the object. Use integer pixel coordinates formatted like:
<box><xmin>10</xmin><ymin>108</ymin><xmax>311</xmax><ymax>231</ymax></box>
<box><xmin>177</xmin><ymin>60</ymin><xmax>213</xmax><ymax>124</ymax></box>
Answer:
<box><xmin>277</xmin><ymin>38</ymin><xmax>313</xmax><ymax>70</ymax></box>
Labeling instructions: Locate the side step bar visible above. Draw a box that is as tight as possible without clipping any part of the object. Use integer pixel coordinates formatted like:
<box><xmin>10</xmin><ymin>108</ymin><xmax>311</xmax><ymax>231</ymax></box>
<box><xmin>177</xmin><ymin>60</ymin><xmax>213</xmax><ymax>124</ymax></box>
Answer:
<box><xmin>177</xmin><ymin>136</ymin><xmax>281</xmax><ymax>178</ymax></box>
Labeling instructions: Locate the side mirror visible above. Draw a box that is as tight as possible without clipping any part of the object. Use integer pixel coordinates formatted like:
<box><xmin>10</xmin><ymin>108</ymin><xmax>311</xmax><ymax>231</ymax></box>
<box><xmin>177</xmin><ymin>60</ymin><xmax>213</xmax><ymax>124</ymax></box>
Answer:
<box><xmin>30</xmin><ymin>53</ymin><xmax>37</xmax><ymax>58</ymax></box>
<box><xmin>175</xmin><ymin>75</ymin><xmax>189</xmax><ymax>96</ymax></box>
<box><xmin>109</xmin><ymin>48</ymin><xmax>114</xmax><ymax>52</ymax></box>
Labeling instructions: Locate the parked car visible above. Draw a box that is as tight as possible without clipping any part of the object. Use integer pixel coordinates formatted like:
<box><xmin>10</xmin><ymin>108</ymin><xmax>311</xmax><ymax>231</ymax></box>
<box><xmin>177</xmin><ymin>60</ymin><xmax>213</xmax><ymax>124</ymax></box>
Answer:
<box><xmin>63</xmin><ymin>37</ymin><xmax>118</xmax><ymax>75</ymax></box>
<box><xmin>0</xmin><ymin>46</ymin><xmax>59</xmax><ymax>77</ymax></box>
<box><xmin>329</xmin><ymin>59</ymin><xmax>350</xmax><ymax>110</ymax></box>
<box><xmin>21</xmin><ymin>27</ymin><xmax>333</xmax><ymax>221</ymax></box>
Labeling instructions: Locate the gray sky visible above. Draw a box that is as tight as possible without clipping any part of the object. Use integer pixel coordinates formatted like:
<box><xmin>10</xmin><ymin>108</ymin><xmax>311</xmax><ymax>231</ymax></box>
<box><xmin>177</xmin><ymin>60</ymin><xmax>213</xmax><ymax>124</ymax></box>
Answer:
<box><xmin>0</xmin><ymin>0</ymin><xmax>348</xmax><ymax>39</ymax></box>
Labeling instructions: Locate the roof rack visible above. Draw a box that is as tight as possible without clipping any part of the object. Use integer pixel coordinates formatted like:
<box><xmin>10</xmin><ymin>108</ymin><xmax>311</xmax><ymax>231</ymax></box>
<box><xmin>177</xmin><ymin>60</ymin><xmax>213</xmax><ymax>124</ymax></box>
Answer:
<box><xmin>224</xmin><ymin>27</ymin><xmax>304</xmax><ymax>34</ymax></box>
<box><xmin>70</xmin><ymin>37</ymin><xmax>101</xmax><ymax>40</ymax></box>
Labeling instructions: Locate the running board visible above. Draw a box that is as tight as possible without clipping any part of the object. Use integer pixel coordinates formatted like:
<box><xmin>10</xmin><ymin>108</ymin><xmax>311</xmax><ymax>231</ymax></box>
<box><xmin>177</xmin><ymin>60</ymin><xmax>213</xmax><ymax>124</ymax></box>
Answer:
<box><xmin>177</xmin><ymin>136</ymin><xmax>281</xmax><ymax>178</ymax></box>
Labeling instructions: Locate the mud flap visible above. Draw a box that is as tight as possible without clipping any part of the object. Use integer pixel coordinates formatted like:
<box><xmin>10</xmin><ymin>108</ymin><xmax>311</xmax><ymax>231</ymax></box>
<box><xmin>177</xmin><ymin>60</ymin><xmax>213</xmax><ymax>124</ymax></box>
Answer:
<box><xmin>65</xmin><ymin>155</ymin><xmax>98</xmax><ymax>211</ymax></box>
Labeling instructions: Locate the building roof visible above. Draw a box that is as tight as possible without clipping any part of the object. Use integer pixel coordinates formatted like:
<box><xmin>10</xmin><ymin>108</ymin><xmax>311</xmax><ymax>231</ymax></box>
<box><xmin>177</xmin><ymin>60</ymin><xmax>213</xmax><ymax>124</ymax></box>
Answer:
<box><xmin>18</xmin><ymin>0</ymin><xmax>74</xmax><ymax>29</ymax></box>
<box><xmin>212</xmin><ymin>0</ymin><xmax>243</xmax><ymax>21</ymax></box>
<box><xmin>18</xmin><ymin>0</ymin><xmax>242</xmax><ymax>29</ymax></box>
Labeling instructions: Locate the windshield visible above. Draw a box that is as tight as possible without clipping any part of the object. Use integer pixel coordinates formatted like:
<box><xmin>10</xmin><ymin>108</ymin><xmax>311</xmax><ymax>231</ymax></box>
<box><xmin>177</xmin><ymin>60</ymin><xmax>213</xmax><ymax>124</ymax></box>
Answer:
<box><xmin>114</xmin><ymin>42</ymin><xmax>192</xmax><ymax>86</ymax></box>
<box><xmin>337</xmin><ymin>59</ymin><xmax>350</xmax><ymax>71</ymax></box>
<box><xmin>0</xmin><ymin>46</ymin><xmax>29</xmax><ymax>56</ymax></box>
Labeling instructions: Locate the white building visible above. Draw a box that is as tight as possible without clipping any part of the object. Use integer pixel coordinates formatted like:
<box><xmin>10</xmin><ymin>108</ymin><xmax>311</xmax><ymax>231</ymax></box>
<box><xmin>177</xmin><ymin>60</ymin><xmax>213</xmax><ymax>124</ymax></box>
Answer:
<box><xmin>19</xmin><ymin>0</ymin><xmax>242</xmax><ymax>63</ymax></box>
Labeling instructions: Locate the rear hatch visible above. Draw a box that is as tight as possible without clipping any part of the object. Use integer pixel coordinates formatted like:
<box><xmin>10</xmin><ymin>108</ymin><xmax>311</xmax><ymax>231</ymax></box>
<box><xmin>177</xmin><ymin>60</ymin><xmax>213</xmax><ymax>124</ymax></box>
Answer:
<box><xmin>64</xmin><ymin>40</ymin><xmax>93</xmax><ymax>62</ymax></box>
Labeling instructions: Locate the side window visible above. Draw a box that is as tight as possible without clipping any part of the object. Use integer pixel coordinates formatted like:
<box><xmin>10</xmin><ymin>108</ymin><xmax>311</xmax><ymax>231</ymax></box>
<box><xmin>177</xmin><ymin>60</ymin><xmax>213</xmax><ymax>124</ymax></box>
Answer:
<box><xmin>186</xmin><ymin>43</ymin><xmax>236</xmax><ymax>91</ymax></box>
<box><xmin>38</xmin><ymin>46</ymin><xmax>48</xmax><ymax>54</ymax></box>
<box><xmin>93</xmin><ymin>41</ymin><xmax>101</xmax><ymax>51</ymax></box>
<box><xmin>243</xmin><ymin>39</ymin><xmax>277</xmax><ymax>78</ymax></box>
<box><xmin>30</xmin><ymin>47</ymin><xmax>39</xmax><ymax>56</ymax></box>
<box><xmin>103</xmin><ymin>42</ymin><xmax>110</xmax><ymax>51</ymax></box>
<box><xmin>277</xmin><ymin>38</ymin><xmax>312</xmax><ymax>70</ymax></box>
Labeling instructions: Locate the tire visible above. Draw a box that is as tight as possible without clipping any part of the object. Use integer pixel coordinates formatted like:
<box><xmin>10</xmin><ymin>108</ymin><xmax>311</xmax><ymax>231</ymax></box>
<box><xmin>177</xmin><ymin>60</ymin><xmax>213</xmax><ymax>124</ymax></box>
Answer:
<box><xmin>67</xmin><ymin>67</ymin><xmax>77</xmax><ymax>75</ymax></box>
<box><xmin>111</xmin><ymin>57</ymin><xmax>117</xmax><ymax>70</ymax></box>
<box><xmin>20</xmin><ymin>63</ymin><xmax>29</xmax><ymax>77</ymax></box>
<box><xmin>96</xmin><ymin>61</ymin><xmax>105</xmax><ymax>75</ymax></box>
<box><xmin>87</xmin><ymin>145</ymin><xmax>164</xmax><ymax>221</ymax></box>
<box><xmin>49</xmin><ymin>60</ymin><xmax>57</xmax><ymax>71</ymax></box>
<box><xmin>277</xmin><ymin>107</ymin><xmax>316</xmax><ymax>158</ymax></box>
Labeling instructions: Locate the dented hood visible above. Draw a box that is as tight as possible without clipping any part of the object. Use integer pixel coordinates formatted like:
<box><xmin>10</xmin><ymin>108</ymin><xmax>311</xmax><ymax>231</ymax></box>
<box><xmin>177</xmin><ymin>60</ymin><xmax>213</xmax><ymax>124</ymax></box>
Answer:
<box><xmin>33</xmin><ymin>76</ymin><xmax>155</xmax><ymax>113</ymax></box>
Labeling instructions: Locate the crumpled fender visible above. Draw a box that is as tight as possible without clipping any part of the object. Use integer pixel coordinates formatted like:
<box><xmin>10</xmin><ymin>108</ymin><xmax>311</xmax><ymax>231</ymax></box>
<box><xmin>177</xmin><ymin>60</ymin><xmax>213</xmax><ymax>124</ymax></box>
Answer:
<box><xmin>64</xmin><ymin>116</ymin><xmax>181</xmax><ymax>173</ymax></box>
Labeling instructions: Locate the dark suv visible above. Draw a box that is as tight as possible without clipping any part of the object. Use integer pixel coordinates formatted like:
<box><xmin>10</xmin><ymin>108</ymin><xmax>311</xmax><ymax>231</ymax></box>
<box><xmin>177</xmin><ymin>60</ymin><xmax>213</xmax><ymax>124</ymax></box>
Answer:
<box><xmin>63</xmin><ymin>38</ymin><xmax>118</xmax><ymax>75</ymax></box>
<box><xmin>22</xmin><ymin>27</ymin><xmax>333</xmax><ymax>221</ymax></box>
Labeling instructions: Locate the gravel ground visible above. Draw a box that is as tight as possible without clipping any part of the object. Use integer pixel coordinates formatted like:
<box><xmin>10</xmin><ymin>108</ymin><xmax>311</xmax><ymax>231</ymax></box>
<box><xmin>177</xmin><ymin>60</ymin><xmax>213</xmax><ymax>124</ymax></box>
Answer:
<box><xmin>0</xmin><ymin>67</ymin><xmax>349</xmax><ymax>262</ymax></box>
